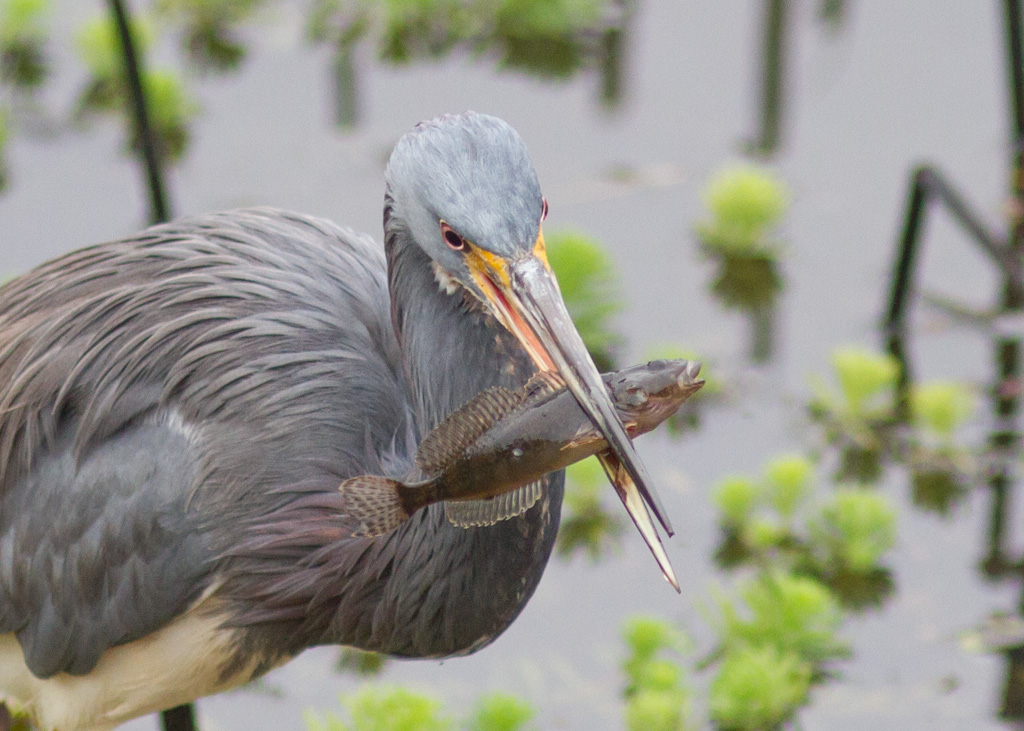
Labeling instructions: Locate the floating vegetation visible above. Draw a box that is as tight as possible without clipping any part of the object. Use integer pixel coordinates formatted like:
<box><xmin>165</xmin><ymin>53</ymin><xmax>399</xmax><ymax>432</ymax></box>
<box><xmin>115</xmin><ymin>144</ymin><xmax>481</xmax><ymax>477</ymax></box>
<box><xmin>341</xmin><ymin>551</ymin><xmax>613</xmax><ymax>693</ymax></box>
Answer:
<box><xmin>75</xmin><ymin>15</ymin><xmax>199</xmax><ymax>163</ymax></box>
<box><xmin>546</xmin><ymin>230</ymin><xmax>624</xmax><ymax>372</ymax></box>
<box><xmin>307</xmin><ymin>0</ymin><xmax>625</xmax><ymax>81</ymax></box>
<box><xmin>304</xmin><ymin>687</ymin><xmax>536</xmax><ymax>731</ymax></box>
<box><xmin>335</xmin><ymin>647</ymin><xmax>389</xmax><ymax>677</ymax></box>
<box><xmin>156</xmin><ymin>0</ymin><xmax>267</xmax><ymax>72</ymax></box>
<box><xmin>305</xmin><ymin>686</ymin><xmax>452</xmax><ymax>731</ymax></box>
<box><xmin>808</xmin><ymin>346</ymin><xmax>901</xmax><ymax>482</ymax></box>
<box><xmin>708</xmin><ymin>641</ymin><xmax>811</xmax><ymax>731</ymax></box>
<box><xmin>557</xmin><ymin>456</ymin><xmax>625</xmax><ymax>561</ymax></box>
<box><xmin>0</xmin><ymin>0</ymin><xmax>50</xmax><ymax>90</ymax></box>
<box><xmin>621</xmin><ymin>616</ymin><xmax>692</xmax><ymax>731</ymax></box>
<box><xmin>466</xmin><ymin>693</ymin><xmax>535</xmax><ymax>731</ymax></box>
<box><xmin>696</xmin><ymin>164</ymin><xmax>789</xmax><ymax>362</ymax></box>
<box><xmin>711</xmin><ymin>453</ymin><xmax>897</xmax><ymax>609</ymax></box>
<box><xmin>809</xmin><ymin>345</ymin><xmax>979</xmax><ymax>514</ymax></box>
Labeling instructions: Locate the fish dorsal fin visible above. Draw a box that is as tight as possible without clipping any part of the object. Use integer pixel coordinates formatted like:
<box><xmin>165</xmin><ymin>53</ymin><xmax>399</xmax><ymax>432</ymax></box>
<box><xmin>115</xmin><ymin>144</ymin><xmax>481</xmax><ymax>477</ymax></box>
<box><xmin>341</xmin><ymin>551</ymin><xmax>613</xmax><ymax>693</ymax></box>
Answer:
<box><xmin>444</xmin><ymin>479</ymin><xmax>545</xmax><ymax>528</ymax></box>
<box><xmin>415</xmin><ymin>386</ymin><xmax>524</xmax><ymax>474</ymax></box>
<box><xmin>522</xmin><ymin>371</ymin><xmax>566</xmax><ymax>405</ymax></box>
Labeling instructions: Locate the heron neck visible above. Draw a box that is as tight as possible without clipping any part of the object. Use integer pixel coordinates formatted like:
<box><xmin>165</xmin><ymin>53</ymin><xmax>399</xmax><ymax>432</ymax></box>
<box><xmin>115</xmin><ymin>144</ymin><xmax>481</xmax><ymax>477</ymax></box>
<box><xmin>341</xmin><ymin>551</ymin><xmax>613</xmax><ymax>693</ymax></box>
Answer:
<box><xmin>385</xmin><ymin>218</ymin><xmax>535</xmax><ymax>434</ymax></box>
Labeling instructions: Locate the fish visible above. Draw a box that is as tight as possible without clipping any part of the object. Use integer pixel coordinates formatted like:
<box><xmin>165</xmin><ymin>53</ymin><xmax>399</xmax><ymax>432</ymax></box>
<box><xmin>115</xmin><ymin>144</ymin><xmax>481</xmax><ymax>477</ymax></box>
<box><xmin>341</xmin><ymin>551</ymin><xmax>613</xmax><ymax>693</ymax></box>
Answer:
<box><xmin>339</xmin><ymin>359</ymin><xmax>703</xmax><ymax>539</ymax></box>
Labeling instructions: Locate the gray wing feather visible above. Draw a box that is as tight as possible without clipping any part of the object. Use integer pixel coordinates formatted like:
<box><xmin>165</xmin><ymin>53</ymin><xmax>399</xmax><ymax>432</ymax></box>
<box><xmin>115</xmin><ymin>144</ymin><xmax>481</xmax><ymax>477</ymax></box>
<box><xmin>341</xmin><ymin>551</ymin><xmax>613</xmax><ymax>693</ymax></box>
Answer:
<box><xmin>0</xmin><ymin>208</ymin><xmax>410</xmax><ymax>676</ymax></box>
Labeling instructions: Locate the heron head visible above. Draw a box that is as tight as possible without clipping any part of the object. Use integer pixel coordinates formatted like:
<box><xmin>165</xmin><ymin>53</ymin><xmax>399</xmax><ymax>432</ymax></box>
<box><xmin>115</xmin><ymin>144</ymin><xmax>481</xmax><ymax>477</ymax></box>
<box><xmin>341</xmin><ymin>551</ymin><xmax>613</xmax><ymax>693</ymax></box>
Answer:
<box><xmin>386</xmin><ymin>112</ymin><xmax>674</xmax><ymax>558</ymax></box>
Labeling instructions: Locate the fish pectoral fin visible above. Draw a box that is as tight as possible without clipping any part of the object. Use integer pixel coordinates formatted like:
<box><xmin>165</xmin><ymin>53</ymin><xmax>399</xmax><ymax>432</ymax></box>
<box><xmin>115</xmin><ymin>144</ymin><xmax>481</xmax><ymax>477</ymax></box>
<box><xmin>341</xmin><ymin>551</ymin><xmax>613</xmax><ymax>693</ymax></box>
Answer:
<box><xmin>444</xmin><ymin>479</ymin><xmax>545</xmax><ymax>529</ymax></box>
<box><xmin>416</xmin><ymin>386</ymin><xmax>524</xmax><ymax>473</ymax></box>
<box><xmin>338</xmin><ymin>475</ymin><xmax>410</xmax><ymax>537</ymax></box>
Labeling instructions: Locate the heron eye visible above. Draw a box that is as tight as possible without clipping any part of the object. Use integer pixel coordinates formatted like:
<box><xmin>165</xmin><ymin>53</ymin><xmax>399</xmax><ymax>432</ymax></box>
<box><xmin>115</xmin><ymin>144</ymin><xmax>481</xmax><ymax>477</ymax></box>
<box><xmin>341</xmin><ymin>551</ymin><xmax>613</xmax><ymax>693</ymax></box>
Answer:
<box><xmin>541</xmin><ymin>198</ymin><xmax>548</xmax><ymax>221</ymax></box>
<box><xmin>440</xmin><ymin>222</ymin><xmax>466</xmax><ymax>251</ymax></box>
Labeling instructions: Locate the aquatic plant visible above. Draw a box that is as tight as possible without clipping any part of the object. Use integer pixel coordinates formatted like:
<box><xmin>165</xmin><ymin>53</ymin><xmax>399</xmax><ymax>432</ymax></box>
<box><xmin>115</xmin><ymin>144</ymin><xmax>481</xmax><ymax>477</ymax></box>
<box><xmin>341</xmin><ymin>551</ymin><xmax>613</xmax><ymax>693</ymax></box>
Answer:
<box><xmin>621</xmin><ymin>616</ymin><xmax>692</xmax><ymax>731</ymax></box>
<box><xmin>305</xmin><ymin>687</ymin><xmax>536</xmax><ymax>731</ymax></box>
<box><xmin>0</xmin><ymin>0</ymin><xmax>50</xmax><ymax>89</ymax></box>
<box><xmin>696</xmin><ymin>165</ymin><xmax>788</xmax><ymax>312</ymax></box>
<box><xmin>546</xmin><ymin>230</ymin><xmax>623</xmax><ymax>372</ymax></box>
<box><xmin>710</xmin><ymin>454</ymin><xmax>897</xmax><ymax>609</ymax></box>
<box><xmin>808</xmin><ymin>346</ymin><xmax>901</xmax><ymax>482</ymax></box>
<box><xmin>305</xmin><ymin>686</ymin><xmax>452</xmax><ymax>731</ymax></box>
<box><xmin>708</xmin><ymin>643</ymin><xmax>811</xmax><ymax>731</ymax></box>
<box><xmin>809</xmin><ymin>488</ymin><xmax>897</xmax><ymax>573</ymax></box>
<box><xmin>156</xmin><ymin>0</ymin><xmax>266</xmax><ymax>72</ymax></box>
<box><xmin>74</xmin><ymin>15</ymin><xmax>199</xmax><ymax>162</ymax></box>
<box><xmin>910</xmin><ymin>381</ymin><xmax>976</xmax><ymax>445</ymax></box>
<box><xmin>718</xmin><ymin>573</ymin><xmax>847</xmax><ymax>664</ymax></box>
<box><xmin>557</xmin><ymin>456</ymin><xmax>625</xmax><ymax>561</ymax></box>
<box><xmin>466</xmin><ymin>693</ymin><xmax>535</xmax><ymax>731</ymax></box>
<box><xmin>335</xmin><ymin>647</ymin><xmax>389</xmax><ymax>677</ymax></box>
<box><xmin>700</xmin><ymin>165</ymin><xmax>788</xmax><ymax>255</ymax></box>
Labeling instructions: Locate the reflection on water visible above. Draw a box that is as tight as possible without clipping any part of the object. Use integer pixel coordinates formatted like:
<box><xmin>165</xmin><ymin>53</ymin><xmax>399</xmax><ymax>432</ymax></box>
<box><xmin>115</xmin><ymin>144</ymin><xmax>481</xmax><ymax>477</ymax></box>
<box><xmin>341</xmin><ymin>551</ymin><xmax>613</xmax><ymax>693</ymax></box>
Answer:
<box><xmin>308</xmin><ymin>0</ymin><xmax>633</xmax><ymax>126</ymax></box>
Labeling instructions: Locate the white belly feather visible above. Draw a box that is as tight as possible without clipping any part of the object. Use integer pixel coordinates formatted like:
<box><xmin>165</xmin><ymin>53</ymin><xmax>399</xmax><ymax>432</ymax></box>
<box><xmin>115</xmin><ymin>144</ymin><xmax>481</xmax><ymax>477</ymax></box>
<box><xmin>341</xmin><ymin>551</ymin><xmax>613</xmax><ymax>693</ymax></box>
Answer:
<box><xmin>0</xmin><ymin>597</ymin><xmax>272</xmax><ymax>731</ymax></box>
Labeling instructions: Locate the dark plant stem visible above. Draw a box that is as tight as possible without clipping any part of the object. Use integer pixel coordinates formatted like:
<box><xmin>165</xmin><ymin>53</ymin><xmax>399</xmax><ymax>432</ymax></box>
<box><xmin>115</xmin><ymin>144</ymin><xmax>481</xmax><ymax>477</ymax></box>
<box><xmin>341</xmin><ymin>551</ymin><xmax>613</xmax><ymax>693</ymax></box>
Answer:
<box><xmin>107</xmin><ymin>0</ymin><xmax>170</xmax><ymax>225</ymax></box>
<box><xmin>752</xmin><ymin>0</ymin><xmax>787</xmax><ymax>155</ymax></box>
<box><xmin>160</xmin><ymin>703</ymin><xmax>197</xmax><ymax>731</ymax></box>
<box><xmin>106</xmin><ymin>11</ymin><xmax>188</xmax><ymax>731</ymax></box>
<box><xmin>885</xmin><ymin>166</ymin><xmax>1010</xmax><ymax>329</ymax></box>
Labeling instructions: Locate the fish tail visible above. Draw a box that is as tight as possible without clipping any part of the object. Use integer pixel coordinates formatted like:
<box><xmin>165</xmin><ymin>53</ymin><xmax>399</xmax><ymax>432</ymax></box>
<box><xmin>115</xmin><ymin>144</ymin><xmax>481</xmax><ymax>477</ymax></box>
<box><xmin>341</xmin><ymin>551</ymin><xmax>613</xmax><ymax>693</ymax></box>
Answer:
<box><xmin>338</xmin><ymin>475</ymin><xmax>410</xmax><ymax>537</ymax></box>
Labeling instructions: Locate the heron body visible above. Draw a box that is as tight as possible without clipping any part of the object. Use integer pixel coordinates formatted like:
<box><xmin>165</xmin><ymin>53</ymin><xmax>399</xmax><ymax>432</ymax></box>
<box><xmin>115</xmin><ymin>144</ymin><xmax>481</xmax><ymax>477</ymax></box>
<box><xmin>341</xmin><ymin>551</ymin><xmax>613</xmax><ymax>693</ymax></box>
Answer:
<box><xmin>0</xmin><ymin>113</ymin><xmax>672</xmax><ymax>730</ymax></box>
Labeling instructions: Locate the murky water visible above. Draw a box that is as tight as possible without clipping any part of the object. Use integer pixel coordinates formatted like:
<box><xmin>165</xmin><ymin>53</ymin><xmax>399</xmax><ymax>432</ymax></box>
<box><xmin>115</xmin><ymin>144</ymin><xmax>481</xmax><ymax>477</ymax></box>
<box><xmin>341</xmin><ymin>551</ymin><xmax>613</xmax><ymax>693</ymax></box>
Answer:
<box><xmin>0</xmin><ymin>2</ymin><xmax>1017</xmax><ymax>729</ymax></box>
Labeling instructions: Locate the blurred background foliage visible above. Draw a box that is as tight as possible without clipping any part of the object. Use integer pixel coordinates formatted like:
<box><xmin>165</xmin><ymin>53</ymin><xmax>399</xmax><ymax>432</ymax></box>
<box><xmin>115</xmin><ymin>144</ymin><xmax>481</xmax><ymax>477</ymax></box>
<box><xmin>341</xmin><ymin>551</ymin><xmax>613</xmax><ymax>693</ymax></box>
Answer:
<box><xmin>0</xmin><ymin>0</ymin><xmax>998</xmax><ymax>729</ymax></box>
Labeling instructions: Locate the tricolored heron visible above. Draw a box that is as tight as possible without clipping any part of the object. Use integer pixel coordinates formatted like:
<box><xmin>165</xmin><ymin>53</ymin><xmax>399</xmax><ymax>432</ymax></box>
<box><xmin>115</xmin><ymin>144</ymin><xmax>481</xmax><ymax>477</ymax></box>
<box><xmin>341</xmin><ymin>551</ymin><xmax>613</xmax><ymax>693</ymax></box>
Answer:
<box><xmin>0</xmin><ymin>113</ymin><xmax>674</xmax><ymax>731</ymax></box>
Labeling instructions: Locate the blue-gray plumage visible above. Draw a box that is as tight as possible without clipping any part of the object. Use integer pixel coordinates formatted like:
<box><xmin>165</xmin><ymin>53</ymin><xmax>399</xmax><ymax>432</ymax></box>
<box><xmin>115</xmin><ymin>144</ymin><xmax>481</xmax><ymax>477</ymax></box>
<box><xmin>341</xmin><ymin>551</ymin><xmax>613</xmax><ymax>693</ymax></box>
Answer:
<box><xmin>0</xmin><ymin>113</ymin><xmax>671</xmax><ymax>731</ymax></box>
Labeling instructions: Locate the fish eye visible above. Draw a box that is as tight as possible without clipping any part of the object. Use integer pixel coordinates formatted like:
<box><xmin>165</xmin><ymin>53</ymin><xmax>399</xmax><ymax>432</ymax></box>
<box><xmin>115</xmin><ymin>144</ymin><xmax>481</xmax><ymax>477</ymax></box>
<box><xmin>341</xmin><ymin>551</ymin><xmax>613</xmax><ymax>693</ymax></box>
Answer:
<box><xmin>440</xmin><ymin>221</ymin><xmax>466</xmax><ymax>251</ymax></box>
<box><xmin>512</xmin><ymin>446</ymin><xmax>524</xmax><ymax>459</ymax></box>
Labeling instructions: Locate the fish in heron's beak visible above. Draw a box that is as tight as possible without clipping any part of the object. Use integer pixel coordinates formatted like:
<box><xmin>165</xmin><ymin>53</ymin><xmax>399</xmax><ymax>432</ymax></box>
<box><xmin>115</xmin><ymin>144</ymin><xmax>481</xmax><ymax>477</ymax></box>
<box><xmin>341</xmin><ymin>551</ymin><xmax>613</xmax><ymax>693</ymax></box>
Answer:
<box><xmin>464</xmin><ymin>234</ymin><xmax>680</xmax><ymax>590</ymax></box>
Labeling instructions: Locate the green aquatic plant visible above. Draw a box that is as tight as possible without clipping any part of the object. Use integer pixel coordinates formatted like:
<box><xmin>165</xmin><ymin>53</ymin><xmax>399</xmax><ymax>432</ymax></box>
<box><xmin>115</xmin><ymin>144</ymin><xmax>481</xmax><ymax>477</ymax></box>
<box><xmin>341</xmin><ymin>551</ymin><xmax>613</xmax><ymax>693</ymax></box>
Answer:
<box><xmin>466</xmin><ymin>693</ymin><xmax>535</xmax><ymax>731</ymax></box>
<box><xmin>708</xmin><ymin>643</ymin><xmax>811</xmax><ymax>731</ymax></box>
<box><xmin>305</xmin><ymin>687</ymin><xmax>536</xmax><ymax>731</ymax></box>
<box><xmin>156</xmin><ymin>0</ymin><xmax>266</xmax><ymax>71</ymax></box>
<box><xmin>696</xmin><ymin>165</ymin><xmax>788</xmax><ymax>313</ymax></box>
<box><xmin>712</xmin><ymin>476</ymin><xmax>760</xmax><ymax>529</ymax></box>
<box><xmin>76</xmin><ymin>14</ymin><xmax>155</xmax><ymax>83</ymax></box>
<box><xmin>699</xmin><ymin>165</ymin><xmax>788</xmax><ymax>255</ymax></box>
<box><xmin>621</xmin><ymin>616</ymin><xmax>692</xmax><ymax>731</ymax></box>
<box><xmin>305</xmin><ymin>686</ymin><xmax>453</xmax><ymax>731</ymax></box>
<box><xmin>546</xmin><ymin>230</ymin><xmax>623</xmax><ymax>372</ymax></box>
<box><xmin>493</xmin><ymin>0</ymin><xmax>605</xmax><ymax>77</ymax></box>
<box><xmin>710</xmin><ymin>454</ymin><xmax>897</xmax><ymax>610</ymax></box>
<box><xmin>719</xmin><ymin>573</ymin><xmax>847</xmax><ymax>665</ymax></box>
<box><xmin>808</xmin><ymin>346</ymin><xmax>901</xmax><ymax>482</ymax></box>
<box><xmin>137</xmin><ymin>69</ymin><xmax>199</xmax><ymax>161</ymax></box>
<box><xmin>765</xmin><ymin>454</ymin><xmax>812</xmax><ymax>521</ymax></box>
<box><xmin>335</xmin><ymin>647</ymin><xmax>389</xmax><ymax>677</ymax></box>
<box><xmin>809</xmin><ymin>488</ymin><xmax>896</xmax><ymax>573</ymax></box>
<box><xmin>557</xmin><ymin>456</ymin><xmax>625</xmax><ymax>561</ymax></box>
<box><xmin>0</xmin><ymin>0</ymin><xmax>50</xmax><ymax>89</ymax></box>
<box><xmin>831</xmin><ymin>347</ymin><xmax>900</xmax><ymax>416</ymax></box>
<box><xmin>75</xmin><ymin>15</ymin><xmax>198</xmax><ymax>163</ymax></box>
<box><xmin>910</xmin><ymin>381</ymin><xmax>976</xmax><ymax>443</ymax></box>
<box><xmin>706</xmin><ymin>574</ymin><xmax>845</xmax><ymax>730</ymax></box>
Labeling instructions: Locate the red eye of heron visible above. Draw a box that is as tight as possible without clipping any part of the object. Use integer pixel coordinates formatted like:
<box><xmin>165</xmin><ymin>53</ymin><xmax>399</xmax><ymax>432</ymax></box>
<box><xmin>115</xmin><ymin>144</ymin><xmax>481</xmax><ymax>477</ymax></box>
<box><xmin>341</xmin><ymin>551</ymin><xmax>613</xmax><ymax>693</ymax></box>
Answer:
<box><xmin>541</xmin><ymin>197</ymin><xmax>548</xmax><ymax>221</ymax></box>
<box><xmin>440</xmin><ymin>221</ymin><xmax>466</xmax><ymax>251</ymax></box>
